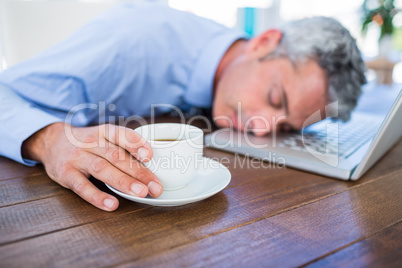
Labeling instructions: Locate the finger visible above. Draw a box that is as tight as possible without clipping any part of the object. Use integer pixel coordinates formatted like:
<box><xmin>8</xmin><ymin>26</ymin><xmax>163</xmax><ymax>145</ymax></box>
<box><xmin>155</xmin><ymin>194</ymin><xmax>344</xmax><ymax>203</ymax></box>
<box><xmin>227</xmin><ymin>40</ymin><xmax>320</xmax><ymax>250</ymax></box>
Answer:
<box><xmin>87</xmin><ymin>142</ymin><xmax>163</xmax><ymax>197</ymax></box>
<box><xmin>100</xmin><ymin>124</ymin><xmax>153</xmax><ymax>162</ymax></box>
<box><xmin>81</xmin><ymin>152</ymin><xmax>155</xmax><ymax>198</ymax></box>
<box><xmin>65</xmin><ymin>170</ymin><xmax>119</xmax><ymax>211</ymax></box>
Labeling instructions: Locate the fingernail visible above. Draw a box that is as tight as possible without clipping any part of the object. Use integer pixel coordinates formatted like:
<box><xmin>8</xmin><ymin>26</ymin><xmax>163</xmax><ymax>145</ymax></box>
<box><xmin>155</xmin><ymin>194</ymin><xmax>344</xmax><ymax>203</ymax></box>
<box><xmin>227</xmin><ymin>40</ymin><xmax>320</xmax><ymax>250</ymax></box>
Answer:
<box><xmin>138</xmin><ymin>147</ymin><xmax>149</xmax><ymax>161</ymax></box>
<box><xmin>148</xmin><ymin>181</ymin><xmax>162</xmax><ymax>196</ymax></box>
<box><xmin>131</xmin><ymin>183</ymin><xmax>145</xmax><ymax>196</ymax></box>
<box><xmin>104</xmin><ymin>198</ymin><xmax>115</xmax><ymax>209</ymax></box>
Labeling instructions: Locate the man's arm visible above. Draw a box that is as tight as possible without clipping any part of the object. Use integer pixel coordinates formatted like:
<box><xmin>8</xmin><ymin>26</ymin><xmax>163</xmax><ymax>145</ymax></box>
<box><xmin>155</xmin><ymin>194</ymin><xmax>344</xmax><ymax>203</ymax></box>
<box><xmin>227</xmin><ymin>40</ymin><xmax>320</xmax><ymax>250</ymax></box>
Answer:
<box><xmin>0</xmin><ymin>84</ymin><xmax>62</xmax><ymax>165</ymax></box>
<box><xmin>1</xmin><ymin>85</ymin><xmax>163</xmax><ymax>211</ymax></box>
<box><xmin>21</xmin><ymin>121</ymin><xmax>163</xmax><ymax>211</ymax></box>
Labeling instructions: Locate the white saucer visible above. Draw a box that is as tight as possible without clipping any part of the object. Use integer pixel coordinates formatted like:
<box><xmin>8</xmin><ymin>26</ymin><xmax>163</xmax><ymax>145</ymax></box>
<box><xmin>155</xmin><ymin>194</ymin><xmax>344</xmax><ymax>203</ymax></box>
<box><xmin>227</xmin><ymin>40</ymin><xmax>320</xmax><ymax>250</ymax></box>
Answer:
<box><xmin>105</xmin><ymin>157</ymin><xmax>231</xmax><ymax>207</ymax></box>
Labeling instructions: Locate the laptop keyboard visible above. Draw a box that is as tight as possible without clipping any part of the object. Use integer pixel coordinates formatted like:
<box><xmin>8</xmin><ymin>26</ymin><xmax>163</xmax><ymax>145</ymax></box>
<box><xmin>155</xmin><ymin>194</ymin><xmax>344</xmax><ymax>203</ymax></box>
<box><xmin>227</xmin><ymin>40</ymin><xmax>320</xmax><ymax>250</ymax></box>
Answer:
<box><xmin>278</xmin><ymin>116</ymin><xmax>382</xmax><ymax>158</ymax></box>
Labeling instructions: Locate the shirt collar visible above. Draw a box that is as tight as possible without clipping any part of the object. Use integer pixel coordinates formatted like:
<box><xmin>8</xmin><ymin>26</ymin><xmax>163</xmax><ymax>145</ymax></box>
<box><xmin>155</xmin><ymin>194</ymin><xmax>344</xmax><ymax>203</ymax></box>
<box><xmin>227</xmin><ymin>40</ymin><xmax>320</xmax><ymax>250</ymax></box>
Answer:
<box><xmin>184</xmin><ymin>30</ymin><xmax>246</xmax><ymax>108</ymax></box>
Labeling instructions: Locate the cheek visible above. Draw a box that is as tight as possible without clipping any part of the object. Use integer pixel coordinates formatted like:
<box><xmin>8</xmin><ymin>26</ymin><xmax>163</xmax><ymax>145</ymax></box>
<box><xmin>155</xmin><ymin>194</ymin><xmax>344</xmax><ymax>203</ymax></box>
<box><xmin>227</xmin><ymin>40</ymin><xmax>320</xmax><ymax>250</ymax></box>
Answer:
<box><xmin>212</xmin><ymin>100</ymin><xmax>235</xmax><ymax>128</ymax></box>
<box><xmin>239</xmin><ymin>88</ymin><xmax>267</xmax><ymax>113</ymax></box>
<box><xmin>212</xmin><ymin>94</ymin><xmax>232</xmax><ymax>125</ymax></box>
<box><xmin>216</xmin><ymin>68</ymin><xmax>268</xmax><ymax>113</ymax></box>
<box><xmin>241</xmin><ymin>75</ymin><xmax>270</xmax><ymax>105</ymax></box>
<box><xmin>221</xmin><ymin>69</ymin><xmax>258</xmax><ymax>101</ymax></box>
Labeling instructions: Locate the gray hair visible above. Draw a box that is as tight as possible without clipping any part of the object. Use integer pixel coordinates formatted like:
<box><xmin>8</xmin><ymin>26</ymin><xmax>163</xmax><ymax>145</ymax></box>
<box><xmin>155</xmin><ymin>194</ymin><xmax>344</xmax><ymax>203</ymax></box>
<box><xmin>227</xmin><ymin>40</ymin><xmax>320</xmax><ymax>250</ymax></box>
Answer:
<box><xmin>262</xmin><ymin>17</ymin><xmax>366</xmax><ymax>121</ymax></box>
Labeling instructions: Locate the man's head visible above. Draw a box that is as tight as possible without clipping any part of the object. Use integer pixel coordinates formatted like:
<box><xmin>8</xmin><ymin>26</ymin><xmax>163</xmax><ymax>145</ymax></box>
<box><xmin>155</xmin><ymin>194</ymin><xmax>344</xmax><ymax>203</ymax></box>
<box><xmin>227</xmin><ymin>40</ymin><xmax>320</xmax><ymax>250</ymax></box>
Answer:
<box><xmin>213</xmin><ymin>17</ymin><xmax>366</xmax><ymax>136</ymax></box>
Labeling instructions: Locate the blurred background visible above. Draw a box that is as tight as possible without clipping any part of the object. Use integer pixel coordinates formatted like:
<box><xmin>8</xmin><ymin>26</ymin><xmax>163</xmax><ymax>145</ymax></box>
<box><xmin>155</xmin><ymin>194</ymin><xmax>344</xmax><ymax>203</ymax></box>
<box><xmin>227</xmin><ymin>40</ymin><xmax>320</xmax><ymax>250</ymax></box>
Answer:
<box><xmin>1</xmin><ymin>0</ymin><xmax>402</xmax><ymax>85</ymax></box>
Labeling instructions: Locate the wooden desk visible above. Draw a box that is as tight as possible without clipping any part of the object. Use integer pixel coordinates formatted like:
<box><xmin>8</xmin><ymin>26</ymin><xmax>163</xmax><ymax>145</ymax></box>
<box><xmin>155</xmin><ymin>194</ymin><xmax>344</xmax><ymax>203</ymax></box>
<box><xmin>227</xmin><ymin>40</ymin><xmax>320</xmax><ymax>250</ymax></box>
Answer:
<box><xmin>1</xmin><ymin>118</ymin><xmax>401</xmax><ymax>267</ymax></box>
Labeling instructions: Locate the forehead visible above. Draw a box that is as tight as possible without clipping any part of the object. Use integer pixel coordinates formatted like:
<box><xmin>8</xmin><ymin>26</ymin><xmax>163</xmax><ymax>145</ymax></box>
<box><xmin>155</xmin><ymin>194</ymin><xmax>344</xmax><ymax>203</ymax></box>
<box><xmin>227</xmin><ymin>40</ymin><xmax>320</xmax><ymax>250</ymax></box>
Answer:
<box><xmin>284</xmin><ymin>60</ymin><xmax>327</xmax><ymax>127</ymax></box>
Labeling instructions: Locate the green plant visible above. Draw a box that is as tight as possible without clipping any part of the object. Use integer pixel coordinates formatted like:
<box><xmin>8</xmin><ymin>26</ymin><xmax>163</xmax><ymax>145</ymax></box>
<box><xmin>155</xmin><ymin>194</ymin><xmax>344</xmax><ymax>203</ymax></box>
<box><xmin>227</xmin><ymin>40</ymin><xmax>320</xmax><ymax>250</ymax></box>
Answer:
<box><xmin>362</xmin><ymin>0</ymin><xmax>399</xmax><ymax>39</ymax></box>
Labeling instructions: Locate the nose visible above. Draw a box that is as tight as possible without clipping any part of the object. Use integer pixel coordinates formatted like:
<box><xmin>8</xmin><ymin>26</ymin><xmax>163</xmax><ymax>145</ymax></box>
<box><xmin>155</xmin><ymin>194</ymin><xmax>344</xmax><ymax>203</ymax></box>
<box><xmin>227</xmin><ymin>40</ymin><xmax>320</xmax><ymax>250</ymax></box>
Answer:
<box><xmin>247</xmin><ymin>116</ymin><xmax>272</xmax><ymax>136</ymax></box>
<box><xmin>247</xmin><ymin>112</ymin><xmax>287</xmax><ymax>136</ymax></box>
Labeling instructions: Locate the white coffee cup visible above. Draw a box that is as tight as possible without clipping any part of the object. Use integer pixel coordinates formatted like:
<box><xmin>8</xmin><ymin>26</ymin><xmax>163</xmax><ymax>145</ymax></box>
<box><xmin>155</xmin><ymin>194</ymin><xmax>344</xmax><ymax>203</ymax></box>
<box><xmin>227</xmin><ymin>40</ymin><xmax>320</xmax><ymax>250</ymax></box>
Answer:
<box><xmin>134</xmin><ymin>123</ymin><xmax>204</xmax><ymax>191</ymax></box>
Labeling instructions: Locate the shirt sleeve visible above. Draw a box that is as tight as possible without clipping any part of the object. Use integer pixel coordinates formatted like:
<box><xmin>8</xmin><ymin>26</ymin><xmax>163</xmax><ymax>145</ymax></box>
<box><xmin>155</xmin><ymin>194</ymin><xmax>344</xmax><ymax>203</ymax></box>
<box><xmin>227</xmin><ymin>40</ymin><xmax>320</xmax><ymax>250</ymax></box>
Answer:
<box><xmin>0</xmin><ymin>85</ymin><xmax>62</xmax><ymax>166</ymax></box>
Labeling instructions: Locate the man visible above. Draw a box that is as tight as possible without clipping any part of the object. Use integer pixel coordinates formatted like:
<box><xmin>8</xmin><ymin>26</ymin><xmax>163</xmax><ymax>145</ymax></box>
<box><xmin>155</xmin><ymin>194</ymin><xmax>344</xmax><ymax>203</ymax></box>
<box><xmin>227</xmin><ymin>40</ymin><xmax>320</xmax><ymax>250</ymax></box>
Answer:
<box><xmin>0</xmin><ymin>3</ymin><xmax>366</xmax><ymax>211</ymax></box>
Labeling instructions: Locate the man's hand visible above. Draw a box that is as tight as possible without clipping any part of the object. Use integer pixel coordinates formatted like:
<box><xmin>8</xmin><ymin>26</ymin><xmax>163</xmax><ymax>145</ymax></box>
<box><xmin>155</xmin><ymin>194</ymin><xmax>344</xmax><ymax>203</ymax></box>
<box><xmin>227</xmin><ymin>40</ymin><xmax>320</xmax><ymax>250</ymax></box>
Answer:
<box><xmin>22</xmin><ymin>122</ymin><xmax>163</xmax><ymax>211</ymax></box>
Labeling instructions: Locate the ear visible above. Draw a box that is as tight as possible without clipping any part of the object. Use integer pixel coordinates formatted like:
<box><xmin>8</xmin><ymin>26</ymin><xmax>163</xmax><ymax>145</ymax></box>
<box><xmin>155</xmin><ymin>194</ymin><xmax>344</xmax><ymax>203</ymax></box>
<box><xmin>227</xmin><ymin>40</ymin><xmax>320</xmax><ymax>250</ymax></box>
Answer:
<box><xmin>245</xmin><ymin>29</ymin><xmax>282</xmax><ymax>58</ymax></box>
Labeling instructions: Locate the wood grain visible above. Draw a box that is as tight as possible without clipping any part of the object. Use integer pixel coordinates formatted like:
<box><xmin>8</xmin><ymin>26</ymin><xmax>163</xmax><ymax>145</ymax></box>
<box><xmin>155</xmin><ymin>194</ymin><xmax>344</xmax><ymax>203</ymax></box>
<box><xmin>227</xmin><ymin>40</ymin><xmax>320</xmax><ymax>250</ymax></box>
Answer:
<box><xmin>306</xmin><ymin>221</ymin><xmax>402</xmax><ymax>268</ymax></box>
<box><xmin>0</xmin><ymin>157</ymin><xmax>44</xmax><ymax>181</ymax></box>
<box><xmin>129</xmin><ymin>171</ymin><xmax>402</xmax><ymax>268</ymax></box>
<box><xmin>0</xmin><ymin>170</ymin><xmax>400</xmax><ymax>267</ymax></box>
<box><xmin>0</xmin><ymin>173</ymin><xmax>67</xmax><ymax>207</ymax></box>
<box><xmin>0</xmin><ymin>192</ymin><xmax>150</xmax><ymax>246</ymax></box>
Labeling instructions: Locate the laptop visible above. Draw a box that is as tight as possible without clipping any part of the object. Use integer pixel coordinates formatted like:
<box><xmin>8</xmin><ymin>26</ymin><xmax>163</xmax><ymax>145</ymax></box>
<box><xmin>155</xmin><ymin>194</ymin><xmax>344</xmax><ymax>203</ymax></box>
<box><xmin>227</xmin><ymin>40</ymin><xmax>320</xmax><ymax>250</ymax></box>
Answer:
<box><xmin>205</xmin><ymin>90</ymin><xmax>402</xmax><ymax>180</ymax></box>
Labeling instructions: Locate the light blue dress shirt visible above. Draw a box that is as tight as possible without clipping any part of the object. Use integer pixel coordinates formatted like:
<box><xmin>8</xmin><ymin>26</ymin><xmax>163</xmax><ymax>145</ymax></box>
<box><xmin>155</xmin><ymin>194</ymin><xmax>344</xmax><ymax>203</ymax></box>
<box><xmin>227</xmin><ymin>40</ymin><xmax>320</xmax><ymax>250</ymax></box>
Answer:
<box><xmin>0</xmin><ymin>3</ymin><xmax>244</xmax><ymax>165</ymax></box>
